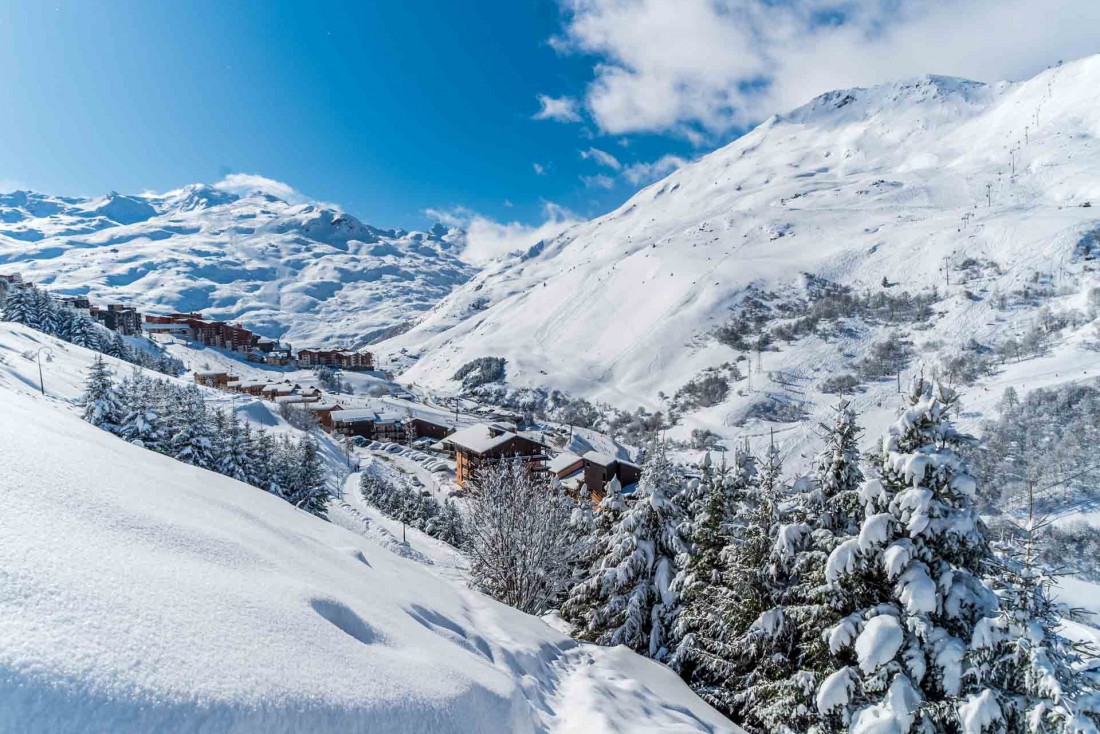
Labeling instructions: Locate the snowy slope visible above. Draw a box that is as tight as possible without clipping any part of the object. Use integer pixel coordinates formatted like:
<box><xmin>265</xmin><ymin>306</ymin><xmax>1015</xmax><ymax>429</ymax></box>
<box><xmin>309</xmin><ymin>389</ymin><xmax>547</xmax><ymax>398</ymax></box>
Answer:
<box><xmin>0</xmin><ymin>325</ymin><xmax>736</xmax><ymax>733</ymax></box>
<box><xmin>0</xmin><ymin>183</ymin><xmax>474</xmax><ymax>349</ymax></box>
<box><xmin>383</xmin><ymin>55</ymin><xmax>1100</xmax><ymax>459</ymax></box>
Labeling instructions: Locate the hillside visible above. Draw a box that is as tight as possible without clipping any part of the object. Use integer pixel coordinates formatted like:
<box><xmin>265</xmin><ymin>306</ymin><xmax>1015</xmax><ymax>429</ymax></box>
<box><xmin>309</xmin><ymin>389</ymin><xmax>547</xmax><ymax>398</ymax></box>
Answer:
<box><xmin>0</xmin><ymin>183</ymin><xmax>475</xmax><ymax>349</ymax></box>
<box><xmin>0</xmin><ymin>323</ymin><xmax>736</xmax><ymax>733</ymax></box>
<box><xmin>382</xmin><ymin>56</ymin><xmax>1100</xmax><ymax>459</ymax></box>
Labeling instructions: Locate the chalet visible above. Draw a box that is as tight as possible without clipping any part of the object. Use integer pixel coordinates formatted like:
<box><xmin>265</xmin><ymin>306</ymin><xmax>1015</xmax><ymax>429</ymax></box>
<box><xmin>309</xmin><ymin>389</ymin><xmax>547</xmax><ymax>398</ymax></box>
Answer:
<box><xmin>443</xmin><ymin>423</ymin><xmax>548</xmax><ymax>489</ymax></box>
<box><xmin>404</xmin><ymin>415</ymin><xmax>457</xmax><ymax>443</ymax></box>
<box><xmin>261</xmin><ymin>383</ymin><xmax>299</xmax><ymax>401</ymax></box>
<box><xmin>0</xmin><ymin>272</ymin><xmax>24</xmax><ymax>286</ymax></box>
<box><xmin>582</xmin><ymin>451</ymin><xmax>641</xmax><ymax>501</ymax></box>
<box><xmin>548</xmin><ymin>451</ymin><xmax>586</xmax><ymax>495</ymax></box>
<box><xmin>264</xmin><ymin>347</ymin><xmax>292</xmax><ymax>366</ymax></box>
<box><xmin>305</xmin><ymin>402</ymin><xmax>344</xmax><ymax>429</ymax></box>
<box><xmin>194</xmin><ymin>371</ymin><xmax>232</xmax><ymax>389</ymax></box>
<box><xmin>275</xmin><ymin>394</ymin><xmax>320</xmax><ymax>406</ymax></box>
<box><xmin>235</xmin><ymin>381</ymin><xmax>269</xmax><ymax>396</ymax></box>
<box><xmin>296</xmin><ymin>348</ymin><xmax>373</xmax><ymax>371</ymax></box>
<box><xmin>330</xmin><ymin>409</ymin><xmax>405</xmax><ymax>442</ymax></box>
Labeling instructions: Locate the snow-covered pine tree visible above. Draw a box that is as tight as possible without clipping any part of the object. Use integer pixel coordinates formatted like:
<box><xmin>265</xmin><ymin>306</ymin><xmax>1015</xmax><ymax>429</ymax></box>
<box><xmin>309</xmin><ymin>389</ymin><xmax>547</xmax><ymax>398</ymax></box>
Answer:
<box><xmin>814</xmin><ymin>399</ymin><xmax>865</xmax><ymax>536</ymax></box>
<box><xmin>1</xmin><ymin>284</ymin><xmax>31</xmax><ymax>324</ymax></box>
<box><xmin>249</xmin><ymin>428</ymin><xmax>278</xmax><ymax>495</ymax></box>
<box><xmin>68</xmin><ymin>313</ymin><xmax>98</xmax><ymax>350</ymax></box>
<box><xmin>434</xmin><ymin>500</ymin><xmax>466</xmax><ymax>548</ymax></box>
<box><xmin>961</xmin><ymin>521</ymin><xmax>1100</xmax><ymax>734</ymax></box>
<box><xmin>117</xmin><ymin>369</ymin><xmax>164</xmax><ymax>451</ymax></box>
<box><xmin>816</xmin><ymin>377</ymin><xmax>998</xmax><ymax>733</ymax></box>
<box><xmin>574</xmin><ymin>442</ymin><xmax>687</xmax><ymax>661</ymax></box>
<box><xmin>205</xmin><ymin>407</ymin><xmax>227</xmax><ymax>467</ymax></box>
<box><xmin>166</xmin><ymin>385</ymin><xmax>215</xmax><ymax>470</ymax></box>
<box><xmin>284</xmin><ymin>435</ymin><xmax>329</xmax><ymax>517</ymax></box>
<box><xmin>669</xmin><ymin>454</ymin><xmax>732</xmax><ymax>674</ymax></box>
<box><xmin>55</xmin><ymin>304</ymin><xmax>75</xmax><ymax>342</ymax></box>
<box><xmin>560</xmin><ymin>474</ymin><xmax>628</xmax><ymax>629</ymax></box>
<box><xmin>30</xmin><ymin>289</ymin><xmax>58</xmax><ymax>336</ymax></box>
<box><xmin>680</xmin><ymin>445</ymin><xmax>816</xmax><ymax>732</ymax></box>
<box><xmin>81</xmin><ymin>355</ymin><xmax>121</xmax><ymax>431</ymax></box>
<box><xmin>216</xmin><ymin>412</ymin><xmax>252</xmax><ymax>484</ymax></box>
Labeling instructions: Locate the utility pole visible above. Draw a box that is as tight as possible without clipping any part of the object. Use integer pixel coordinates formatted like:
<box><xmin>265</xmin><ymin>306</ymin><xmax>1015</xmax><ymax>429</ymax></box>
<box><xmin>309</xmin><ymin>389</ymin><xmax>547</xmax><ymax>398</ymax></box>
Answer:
<box><xmin>34</xmin><ymin>347</ymin><xmax>52</xmax><ymax>396</ymax></box>
<box><xmin>986</xmin><ymin>182</ymin><xmax>993</xmax><ymax>207</ymax></box>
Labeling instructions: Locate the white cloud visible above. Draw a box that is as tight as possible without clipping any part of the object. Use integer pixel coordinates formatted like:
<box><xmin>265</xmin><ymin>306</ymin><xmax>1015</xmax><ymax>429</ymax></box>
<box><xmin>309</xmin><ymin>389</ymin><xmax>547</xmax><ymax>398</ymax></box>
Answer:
<box><xmin>213</xmin><ymin>173</ymin><xmax>306</xmax><ymax>203</ymax></box>
<box><xmin>581</xmin><ymin>173</ymin><xmax>616</xmax><ymax>190</ymax></box>
<box><xmin>532</xmin><ymin>94</ymin><xmax>582</xmax><ymax>123</ymax></box>
<box><xmin>425</xmin><ymin>202</ymin><xmax>581</xmax><ymax>265</ymax></box>
<box><xmin>580</xmin><ymin>147</ymin><xmax>622</xmax><ymax>170</ymax></box>
<box><xmin>551</xmin><ymin>0</ymin><xmax>1100</xmax><ymax>138</ymax></box>
<box><xmin>533</xmin><ymin>162</ymin><xmax>547</xmax><ymax>176</ymax></box>
<box><xmin>622</xmin><ymin>154</ymin><xmax>689</xmax><ymax>185</ymax></box>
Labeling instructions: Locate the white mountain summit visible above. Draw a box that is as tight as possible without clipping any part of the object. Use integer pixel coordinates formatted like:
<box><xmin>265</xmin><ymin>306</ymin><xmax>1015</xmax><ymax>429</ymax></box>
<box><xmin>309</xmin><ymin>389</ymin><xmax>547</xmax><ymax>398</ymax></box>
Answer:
<box><xmin>0</xmin><ymin>181</ymin><xmax>475</xmax><ymax>349</ymax></box>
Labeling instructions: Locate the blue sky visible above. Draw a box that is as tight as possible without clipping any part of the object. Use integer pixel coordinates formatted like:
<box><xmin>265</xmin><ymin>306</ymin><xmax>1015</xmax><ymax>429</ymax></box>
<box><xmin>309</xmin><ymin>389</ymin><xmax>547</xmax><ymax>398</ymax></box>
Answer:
<box><xmin>0</xmin><ymin>0</ymin><xmax>694</xmax><ymax>231</ymax></box>
<box><xmin>0</xmin><ymin>0</ymin><xmax>1092</xmax><ymax>241</ymax></box>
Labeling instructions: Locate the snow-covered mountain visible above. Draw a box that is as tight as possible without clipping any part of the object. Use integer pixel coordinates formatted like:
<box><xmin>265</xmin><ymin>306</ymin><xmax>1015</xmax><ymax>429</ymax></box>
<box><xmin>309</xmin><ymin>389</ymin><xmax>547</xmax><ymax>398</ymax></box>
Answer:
<box><xmin>0</xmin><ymin>183</ymin><xmax>475</xmax><ymax>348</ymax></box>
<box><xmin>383</xmin><ymin>55</ymin><xmax>1100</xmax><ymax>455</ymax></box>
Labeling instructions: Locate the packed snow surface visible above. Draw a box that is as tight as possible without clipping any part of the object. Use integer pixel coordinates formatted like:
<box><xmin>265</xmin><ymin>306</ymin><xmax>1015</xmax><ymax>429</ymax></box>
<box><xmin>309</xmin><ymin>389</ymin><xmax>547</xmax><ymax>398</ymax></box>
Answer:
<box><xmin>0</xmin><ymin>325</ymin><xmax>737</xmax><ymax>733</ymax></box>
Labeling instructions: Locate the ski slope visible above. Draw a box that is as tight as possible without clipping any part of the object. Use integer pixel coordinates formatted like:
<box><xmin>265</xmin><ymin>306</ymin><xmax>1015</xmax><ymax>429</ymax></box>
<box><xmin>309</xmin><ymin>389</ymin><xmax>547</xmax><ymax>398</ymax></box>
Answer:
<box><xmin>0</xmin><ymin>324</ymin><xmax>737</xmax><ymax>733</ymax></box>
<box><xmin>383</xmin><ymin>54</ymin><xmax>1100</xmax><ymax>462</ymax></box>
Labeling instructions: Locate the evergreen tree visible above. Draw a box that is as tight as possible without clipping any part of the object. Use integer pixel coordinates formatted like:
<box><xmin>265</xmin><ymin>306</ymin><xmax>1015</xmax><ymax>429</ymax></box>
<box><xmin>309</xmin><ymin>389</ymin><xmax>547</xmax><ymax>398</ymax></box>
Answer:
<box><xmin>167</xmin><ymin>386</ymin><xmax>215</xmax><ymax>470</ymax></box>
<box><xmin>2</xmin><ymin>284</ymin><xmax>31</xmax><ymax>323</ymax></box>
<box><xmin>249</xmin><ymin>428</ymin><xmax>278</xmax><ymax>495</ymax></box>
<box><xmin>682</xmin><ymin>447</ymin><xmax>812</xmax><ymax>732</ymax></box>
<box><xmin>435</xmin><ymin>500</ymin><xmax>466</xmax><ymax>547</ymax></box>
<box><xmin>816</xmin><ymin>378</ymin><xmax>997</xmax><ymax>732</ymax></box>
<box><xmin>217</xmin><ymin>412</ymin><xmax>251</xmax><ymax>483</ymax></box>
<box><xmin>285</xmin><ymin>435</ymin><xmax>329</xmax><ymax>516</ymax></box>
<box><xmin>814</xmin><ymin>399</ymin><xmax>865</xmax><ymax>536</ymax></box>
<box><xmin>961</xmin><ymin>524</ymin><xmax>1100</xmax><ymax>733</ymax></box>
<box><xmin>561</xmin><ymin>474</ymin><xmax>628</xmax><ymax>629</ymax></box>
<box><xmin>572</xmin><ymin>443</ymin><xmax>687</xmax><ymax>660</ymax></box>
<box><xmin>31</xmin><ymin>289</ymin><xmax>57</xmax><ymax>335</ymax></box>
<box><xmin>117</xmin><ymin>369</ymin><xmax>164</xmax><ymax>450</ymax></box>
<box><xmin>80</xmin><ymin>355</ymin><xmax>121</xmax><ymax>431</ymax></box>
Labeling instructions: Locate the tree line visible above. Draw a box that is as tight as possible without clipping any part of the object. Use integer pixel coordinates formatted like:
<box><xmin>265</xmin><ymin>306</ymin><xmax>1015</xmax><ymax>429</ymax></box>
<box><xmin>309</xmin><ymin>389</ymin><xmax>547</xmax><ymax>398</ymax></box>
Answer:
<box><xmin>1</xmin><ymin>281</ymin><xmax>184</xmax><ymax>376</ymax></box>
<box><xmin>466</xmin><ymin>379</ymin><xmax>1099</xmax><ymax>733</ymax></box>
<box><xmin>81</xmin><ymin>356</ymin><xmax>330</xmax><ymax>516</ymax></box>
<box><xmin>358</xmin><ymin>471</ymin><xmax>466</xmax><ymax>547</ymax></box>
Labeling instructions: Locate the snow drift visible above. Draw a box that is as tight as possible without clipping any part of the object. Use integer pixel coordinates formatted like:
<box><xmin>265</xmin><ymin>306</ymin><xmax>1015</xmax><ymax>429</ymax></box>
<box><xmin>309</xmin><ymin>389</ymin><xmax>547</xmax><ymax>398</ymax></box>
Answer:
<box><xmin>0</xmin><ymin>325</ymin><xmax>735</xmax><ymax>733</ymax></box>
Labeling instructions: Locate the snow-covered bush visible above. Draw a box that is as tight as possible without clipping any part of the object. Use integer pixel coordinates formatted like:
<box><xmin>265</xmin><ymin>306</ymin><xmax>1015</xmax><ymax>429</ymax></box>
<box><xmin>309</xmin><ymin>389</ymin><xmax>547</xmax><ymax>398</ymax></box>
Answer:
<box><xmin>820</xmin><ymin>372</ymin><xmax>863</xmax><ymax>394</ymax></box>
<box><xmin>465</xmin><ymin>458</ymin><xmax>579</xmax><ymax>614</ymax></box>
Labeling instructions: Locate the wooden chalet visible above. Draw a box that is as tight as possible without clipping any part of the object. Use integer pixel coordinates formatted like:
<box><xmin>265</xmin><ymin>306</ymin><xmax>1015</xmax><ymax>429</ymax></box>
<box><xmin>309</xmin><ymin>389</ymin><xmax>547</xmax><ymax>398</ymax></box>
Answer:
<box><xmin>194</xmin><ymin>370</ymin><xmax>233</xmax><ymax>389</ymax></box>
<box><xmin>329</xmin><ymin>409</ymin><xmax>405</xmax><ymax>442</ymax></box>
<box><xmin>261</xmin><ymin>383</ymin><xmax>299</xmax><ymax>401</ymax></box>
<box><xmin>305</xmin><ymin>402</ymin><xmax>344</xmax><ymax>429</ymax></box>
<box><xmin>443</xmin><ymin>423</ymin><xmax>549</xmax><ymax>489</ymax></box>
<box><xmin>582</xmin><ymin>451</ymin><xmax>641</xmax><ymax>501</ymax></box>
<box><xmin>404</xmin><ymin>415</ymin><xmax>457</xmax><ymax>443</ymax></box>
